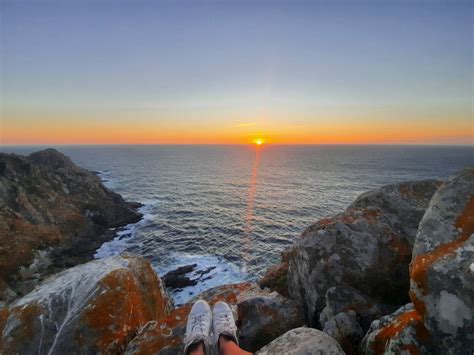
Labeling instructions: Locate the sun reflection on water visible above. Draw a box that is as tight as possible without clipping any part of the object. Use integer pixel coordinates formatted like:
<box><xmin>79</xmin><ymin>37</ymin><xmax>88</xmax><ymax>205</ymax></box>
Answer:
<box><xmin>241</xmin><ymin>145</ymin><xmax>262</xmax><ymax>271</ymax></box>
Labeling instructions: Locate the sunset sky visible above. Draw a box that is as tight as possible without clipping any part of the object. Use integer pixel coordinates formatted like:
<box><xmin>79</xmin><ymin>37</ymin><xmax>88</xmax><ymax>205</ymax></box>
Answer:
<box><xmin>1</xmin><ymin>0</ymin><xmax>472</xmax><ymax>145</ymax></box>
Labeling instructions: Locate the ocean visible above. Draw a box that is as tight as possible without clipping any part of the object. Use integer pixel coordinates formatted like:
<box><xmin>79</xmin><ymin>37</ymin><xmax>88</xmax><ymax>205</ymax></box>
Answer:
<box><xmin>2</xmin><ymin>144</ymin><xmax>473</xmax><ymax>304</ymax></box>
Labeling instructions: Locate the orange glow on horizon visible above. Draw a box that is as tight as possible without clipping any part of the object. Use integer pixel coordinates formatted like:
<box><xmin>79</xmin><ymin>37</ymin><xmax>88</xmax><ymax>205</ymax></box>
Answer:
<box><xmin>1</xmin><ymin>112</ymin><xmax>472</xmax><ymax>145</ymax></box>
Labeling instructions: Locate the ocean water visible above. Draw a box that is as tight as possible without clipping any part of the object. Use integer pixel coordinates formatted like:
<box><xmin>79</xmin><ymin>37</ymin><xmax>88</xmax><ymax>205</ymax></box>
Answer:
<box><xmin>2</xmin><ymin>145</ymin><xmax>473</xmax><ymax>304</ymax></box>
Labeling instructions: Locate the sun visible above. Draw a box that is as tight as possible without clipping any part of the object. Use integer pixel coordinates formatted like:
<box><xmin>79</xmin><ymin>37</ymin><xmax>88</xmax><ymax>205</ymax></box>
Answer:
<box><xmin>253</xmin><ymin>139</ymin><xmax>264</xmax><ymax>146</ymax></box>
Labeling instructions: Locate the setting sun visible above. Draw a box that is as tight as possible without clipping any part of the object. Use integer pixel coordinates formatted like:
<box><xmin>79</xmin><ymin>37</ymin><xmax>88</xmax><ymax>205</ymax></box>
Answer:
<box><xmin>254</xmin><ymin>139</ymin><xmax>264</xmax><ymax>146</ymax></box>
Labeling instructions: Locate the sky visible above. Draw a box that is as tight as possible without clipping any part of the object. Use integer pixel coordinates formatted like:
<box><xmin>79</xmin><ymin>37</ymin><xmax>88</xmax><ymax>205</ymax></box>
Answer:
<box><xmin>1</xmin><ymin>0</ymin><xmax>473</xmax><ymax>145</ymax></box>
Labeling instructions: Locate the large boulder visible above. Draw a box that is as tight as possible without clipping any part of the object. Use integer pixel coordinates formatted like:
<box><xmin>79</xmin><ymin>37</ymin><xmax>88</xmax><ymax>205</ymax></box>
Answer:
<box><xmin>0</xmin><ymin>255</ymin><xmax>171</xmax><ymax>354</ymax></box>
<box><xmin>126</xmin><ymin>282</ymin><xmax>304</xmax><ymax>354</ymax></box>
<box><xmin>287</xmin><ymin>180</ymin><xmax>441</xmax><ymax>326</ymax></box>
<box><xmin>409</xmin><ymin>168</ymin><xmax>474</xmax><ymax>353</ymax></box>
<box><xmin>360</xmin><ymin>303</ymin><xmax>431</xmax><ymax>354</ymax></box>
<box><xmin>255</xmin><ymin>327</ymin><xmax>344</xmax><ymax>355</ymax></box>
<box><xmin>0</xmin><ymin>149</ymin><xmax>142</xmax><ymax>301</ymax></box>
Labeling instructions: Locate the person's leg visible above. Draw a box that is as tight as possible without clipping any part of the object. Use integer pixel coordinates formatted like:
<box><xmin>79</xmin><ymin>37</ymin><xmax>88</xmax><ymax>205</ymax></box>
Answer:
<box><xmin>187</xmin><ymin>340</ymin><xmax>205</xmax><ymax>355</ymax></box>
<box><xmin>218</xmin><ymin>335</ymin><xmax>252</xmax><ymax>355</ymax></box>
<box><xmin>184</xmin><ymin>300</ymin><xmax>212</xmax><ymax>355</ymax></box>
<box><xmin>212</xmin><ymin>301</ymin><xmax>252</xmax><ymax>355</ymax></box>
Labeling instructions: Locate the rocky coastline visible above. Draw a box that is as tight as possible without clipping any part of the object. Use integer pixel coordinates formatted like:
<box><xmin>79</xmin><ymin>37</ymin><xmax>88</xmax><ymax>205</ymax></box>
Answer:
<box><xmin>0</xmin><ymin>149</ymin><xmax>472</xmax><ymax>354</ymax></box>
<box><xmin>0</xmin><ymin>149</ymin><xmax>142</xmax><ymax>304</ymax></box>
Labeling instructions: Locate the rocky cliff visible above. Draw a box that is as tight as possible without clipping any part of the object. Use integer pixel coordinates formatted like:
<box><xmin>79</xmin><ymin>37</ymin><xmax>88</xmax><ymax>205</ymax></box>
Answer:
<box><xmin>0</xmin><ymin>149</ymin><xmax>472</xmax><ymax>354</ymax></box>
<box><xmin>0</xmin><ymin>149</ymin><xmax>142</xmax><ymax>303</ymax></box>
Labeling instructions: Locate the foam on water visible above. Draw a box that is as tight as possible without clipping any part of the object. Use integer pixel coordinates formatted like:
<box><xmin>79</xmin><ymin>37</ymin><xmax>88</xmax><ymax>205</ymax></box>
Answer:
<box><xmin>154</xmin><ymin>252</ymin><xmax>247</xmax><ymax>305</ymax></box>
<box><xmin>94</xmin><ymin>192</ymin><xmax>247</xmax><ymax>304</ymax></box>
<box><xmin>94</xmin><ymin>202</ymin><xmax>155</xmax><ymax>259</ymax></box>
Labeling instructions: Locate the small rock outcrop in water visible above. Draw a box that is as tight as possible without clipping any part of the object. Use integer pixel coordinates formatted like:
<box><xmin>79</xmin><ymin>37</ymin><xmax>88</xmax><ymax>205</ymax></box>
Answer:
<box><xmin>362</xmin><ymin>168</ymin><xmax>474</xmax><ymax>354</ymax></box>
<box><xmin>162</xmin><ymin>264</ymin><xmax>216</xmax><ymax>291</ymax></box>
<box><xmin>0</xmin><ymin>255</ymin><xmax>172</xmax><ymax>354</ymax></box>
<box><xmin>255</xmin><ymin>327</ymin><xmax>345</xmax><ymax>355</ymax></box>
<box><xmin>0</xmin><ymin>149</ymin><xmax>142</xmax><ymax>302</ymax></box>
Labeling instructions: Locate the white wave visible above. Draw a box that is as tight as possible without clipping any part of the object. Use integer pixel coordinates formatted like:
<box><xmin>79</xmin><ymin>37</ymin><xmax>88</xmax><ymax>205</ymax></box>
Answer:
<box><xmin>94</xmin><ymin>199</ymin><xmax>248</xmax><ymax>305</ymax></box>
<box><xmin>155</xmin><ymin>252</ymin><xmax>248</xmax><ymax>305</ymax></box>
<box><xmin>94</xmin><ymin>202</ymin><xmax>156</xmax><ymax>258</ymax></box>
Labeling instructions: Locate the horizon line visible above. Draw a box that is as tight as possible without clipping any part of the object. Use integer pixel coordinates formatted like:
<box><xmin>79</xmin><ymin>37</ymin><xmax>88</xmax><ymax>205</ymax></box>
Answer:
<box><xmin>1</xmin><ymin>143</ymin><xmax>473</xmax><ymax>147</ymax></box>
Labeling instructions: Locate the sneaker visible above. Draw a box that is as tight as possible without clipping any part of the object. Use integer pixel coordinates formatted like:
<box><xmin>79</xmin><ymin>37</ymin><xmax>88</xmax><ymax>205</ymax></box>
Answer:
<box><xmin>184</xmin><ymin>300</ymin><xmax>212</xmax><ymax>354</ymax></box>
<box><xmin>212</xmin><ymin>301</ymin><xmax>239</xmax><ymax>347</ymax></box>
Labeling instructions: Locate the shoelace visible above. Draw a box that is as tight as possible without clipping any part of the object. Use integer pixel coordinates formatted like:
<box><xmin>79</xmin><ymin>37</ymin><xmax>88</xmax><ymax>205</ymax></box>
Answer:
<box><xmin>190</xmin><ymin>314</ymin><xmax>208</xmax><ymax>333</ymax></box>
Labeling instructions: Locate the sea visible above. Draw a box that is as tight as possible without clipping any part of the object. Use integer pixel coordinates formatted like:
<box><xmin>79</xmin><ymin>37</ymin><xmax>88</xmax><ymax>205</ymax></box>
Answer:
<box><xmin>2</xmin><ymin>145</ymin><xmax>473</xmax><ymax>304</ymax></box>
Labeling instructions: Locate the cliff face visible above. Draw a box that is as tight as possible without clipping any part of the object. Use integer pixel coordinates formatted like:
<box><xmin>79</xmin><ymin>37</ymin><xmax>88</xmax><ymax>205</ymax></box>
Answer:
<box><xmin>1</xmin><ymin>149</ymin><xmax>472</xmax><ymax>354</ymax></box>
<box><xmin>0</xmin><ymin>149</ymin><xmax>142</xmax><ymax>302</ymax></box>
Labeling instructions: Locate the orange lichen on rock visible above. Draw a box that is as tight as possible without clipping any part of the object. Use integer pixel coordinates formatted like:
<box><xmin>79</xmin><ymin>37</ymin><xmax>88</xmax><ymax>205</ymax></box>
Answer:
<box><xmin>82</xmin><ymin>270</ymin><xmax>148</xmax><ymax>352</ymax></box>
<box><xmin>410</xmin><ymin>196</ymin><xmax>474</xmax><ymax>293</ymax></box>
<box><xmin>8</xmin><ymin>303</ymin><xmax>43</xmax><ymax>343</ymax></box>
<box><xmin>372</xmin><ymin>310</ymin><xmax>429</xmax><ymax>354</ymax></box>
<box><xmin>409</xmin><ymin>291</ymin><xmax>427</xmax><ymax>317</ymax></box>
<box><xmin>318</xmin><ymin>217</ymin><xmax>336</xmax><ymax>227</ymax></box>
<box><xmin>340</xmin><ymin>208</ymin><xmax>379</xmax><ymax>225</ymax></box>
<box><xmin>399</xmin><ymin>184</ymin><xmax>428</xmax><ymax>201</ymax></box>
<box><xmin>126</xmin><ymin>305</ymin><xmax>192</xmax><ymax>354</ymax></box>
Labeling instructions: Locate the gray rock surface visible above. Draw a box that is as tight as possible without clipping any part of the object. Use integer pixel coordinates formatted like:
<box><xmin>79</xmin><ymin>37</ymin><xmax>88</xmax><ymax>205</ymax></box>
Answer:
<box><xmin>237</xmin><ymin>292</ymin><xmax>305</xmax><ymax>352</ymax></box>
<box><xmin>322</xmin><ymin>311</ymin><xmax>362</xmax><ymax>353</ymax></box>
<box><xmin>0</xmin><ymin>149</ymin><xmax>142</xmax><ymax>301</ymax></box>
<box><xmin>409</xmin><ymin>167</ymin><xmax>474</xmax><ymax>353</ymax></box>
<box><xmin>255</xmin><ymin>327</ymin><xmax>345</xmax><ymax>355</ymax></box>
<box><xmin>0</xmin><ymin>255</ymin><xmax>172</xmax><ymax>354</ymax></box>
<box><xmin>319</xmin><ymin>286</ymin><xmax>388</xmax><ymax>333</ymax></box>
<box><xmin>287</xmin><ymin>180</ymin><xmax>441</xmax><ymax>326</ymax></box>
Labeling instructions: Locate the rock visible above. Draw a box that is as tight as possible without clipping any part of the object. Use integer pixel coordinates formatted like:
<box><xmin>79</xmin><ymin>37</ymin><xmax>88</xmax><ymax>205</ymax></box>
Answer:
<box><xmin>255</xmin><ymin>327</ymin><xmax>345</xmax><ymax>355</ymax></box>
<box><xmin>322</xmin><ymin>311</ymin><xmax>362</xmax><ymax>354</ymax></box>
<box><xmin>237</xmin><ymin>292</ymin><xmax>304</xmax><ymax>352</ymax></box>
<box><xmin>163</xmin><ymin>264</ymin><xmax>198</xmax><ymax>289</ymax></box>
<box><xmin>163</xmin><ymin>264</ymin><xmax>218</xmax><ymax>293</ymax></box>
<box><xmin>319</xmin><ymin>286</ymin><xmax>390</xmax><ymax>333</ymax></box>
<box><xmin>409</xmin><ymin>168</ymin><xmax>474</xmax><ymax>353</ymax></box>
<box><xmin>360</xmin><ymin>303</ymin><xmax>431</xmax><ymax>354</ymax></box>
<box><xmin>126</xmin><ymin>282</ymin><xmax>303</xmax><ymax>354</ymax></box>
<box><xmin>0</xmin><ymin>255</ymin><xmax>171</xmax><ymax>354</ymax></box>
<box><xmin>318</xmin><ymin>286</ymin><xmax>398</xmax><ymax>354</ymax></box>
<box><xmin>258</xmin><ymin>249</ymin><xmax>290</xmax><ymax>297</ymax></box>
<box><xmin>0</xmin><ymin>149</ymin><xmax>142</xmax><ymax>301</ymax></box>
<box><xmin>287</xmin><ymin>180</ymin><xmax>441</xmax><ymax>326</ymax></box>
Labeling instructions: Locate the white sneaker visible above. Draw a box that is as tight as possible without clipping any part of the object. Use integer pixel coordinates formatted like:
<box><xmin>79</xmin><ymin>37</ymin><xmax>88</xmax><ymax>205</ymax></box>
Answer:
<box><xmin>184</xmin><ymin>300</ymin><xmax>212</xmax><ymax>354</ymax></box>
<box><xmin>212</xmin><ymin>301</ymin><xmax>239</xmax><ymax>348</ymax></box>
